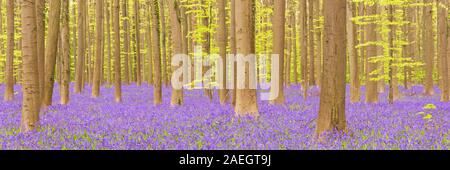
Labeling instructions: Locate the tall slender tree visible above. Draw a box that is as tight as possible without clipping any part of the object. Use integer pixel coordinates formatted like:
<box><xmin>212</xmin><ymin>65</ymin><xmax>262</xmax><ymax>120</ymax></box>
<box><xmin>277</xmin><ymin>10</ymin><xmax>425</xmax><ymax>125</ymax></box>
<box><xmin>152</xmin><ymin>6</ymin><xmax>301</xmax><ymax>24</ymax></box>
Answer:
<box><xmin>61</xmin><ymin>0</ymin><xmax>70</xmax><ymax>104</ymax></box>
<box><xmin>4</xmin><ymin>0</ymin><xmax>14</xmax><ymax>101</ymax></box>
<box><xmin>36</xmin><ymin>0</ymin><xmax>45</xmax><ymax>101</ymax></box>
<box><xmin>169</xmin><ymin>0</ymin><xmax>183</xmax><ymax>106</ymax></box>
<box><xmin>135</xmin><ymin>0</ymin><xmax>142</xmax><ymax>86</ymax></box>
<box><xmin>146</xmin><ymin>1</ymin><xmax>153</xmax><ymax>85</ymax></box>
<box><xmin>388</xmin><ymin>4</ymin><xmax>396</xmax><ymax>104</ymax></box>
<box><xmin>365</xmin><ymin>3</ymin><xmax>378</xmax><ymax>103</ymax></box>
<box><xmin>314</xmin><ymin>0</ymin><xmax>322</xmax><ymax>86</ymax></box>
<box><xmin>405</xmin><ymin>4</ymin><xmax>416</xmax><ymax>90</ymax></box>
<box><xmin>437</xmin><ymin>0</ymin><xmax>448</xmax><ymax>101</ymax></box>
<box><xmin>358</xmin><ymin>2</ymin><xmax>366</xmax><ymax>88</ymax></box>
<box><xmin>160</xmin><ymin>0</ymin><xmax>168</xmax><ymax>86</ymax></box>
<box><xmin>201</xmin><ymin>0</ymin><xmax>213</xmax><ymax>101</ymax></box>
<box><xmin>123</xmin><ymin>0</ymin><xmax>130</xmax><ymax>84</ymax></box>
<box><xmin>92</xmin><ymin>0</ymin><xmax>104</xmax><ymax>97</ymax></box>
<box><xmin>113</xmin><ymin>0</ymin><xmax>122</xmax><ymax>102</ymax></box>
<box><xmin>21</xmin><ymin>0</ymin><xmax>40</xmax><ymax>132</ymax></box>
<box><xmin>299</xmin><ymin>0</ymin><xmax>308</xmax><ymax>99</ymax></box>
<box><xmin>377</xmin><ymin>5</ymin><xmax>385</xmax><ymax>94</ymax></box>
<box><xmin>75</xmin><ymin>0</ymin><xmax>86</xmax><ymax>94</ymax></box>
<box><xmin>348</xmin><ymin>1</ymin><xmax>360</xmax><ymax>103</ymax></box>
<box><xmin>422</xmin><ymin>0</ymin><xmax>434</xmax><ymax>96</ymax></box>
<box><xmin>217</xmin><ymin>0</ymin><xmax>228</xmax><ymax>105</ymax></box>
<box><xmin>106</xmin><ymin>0</ymin><xmax>112</xmax><ymax>84</ymax></box>
<box><xmin>42</xmin><ymin>0</ymin><xmax>61</xmax><ymax>107</ymax></box>
<box><xmin>270</xmin><ymin>0</ymin><xmax>285</xmax><ymax>105</ymax></box>
<box><xmin>231</xmin><ymin>0</ymin><xmax>237</xmax><ymax>106</ymax></box>
<box><xmin>308</xmin><ymin>0</ymin><xmax>315</xmax><ymax>86</ymax></box>
<box><xmin>291</xmin><ymin>2</ymin><xmax>297</xmax><ymax>85</ymax></box>
<box><xmin>447</xmin><ymin>0</ymin><xmax>450</xmax><ymax>100</ymax></box>
<box><xmin>317</xmin><ymin>0</ymin><xmax>347</xmax><ymax>135</ymax></box>
<box><xmin>234</xmin><ymin>0</ymin><xmax>258</xmax><ymax>116</ymax></box>
<box><xmin>151</xmin><ymin>0</ymin><xmax>162</xmax><ymax>105</ymax></box>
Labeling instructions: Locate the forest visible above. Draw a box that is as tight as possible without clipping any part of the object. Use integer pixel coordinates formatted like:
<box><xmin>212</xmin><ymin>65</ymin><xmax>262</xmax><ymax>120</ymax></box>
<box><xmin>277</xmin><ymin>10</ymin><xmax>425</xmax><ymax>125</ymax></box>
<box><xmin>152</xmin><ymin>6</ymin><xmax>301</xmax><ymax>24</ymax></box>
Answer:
<box><xmin>0</xmin><ymin>0</ymin><xmax>448</xmax><ymax>150</ymax></box>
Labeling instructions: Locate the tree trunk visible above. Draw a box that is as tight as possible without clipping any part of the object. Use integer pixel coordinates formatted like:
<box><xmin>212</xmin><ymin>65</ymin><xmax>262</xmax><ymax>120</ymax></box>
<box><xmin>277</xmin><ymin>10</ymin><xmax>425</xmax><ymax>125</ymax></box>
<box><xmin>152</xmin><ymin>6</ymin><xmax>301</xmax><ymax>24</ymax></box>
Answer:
<box><xmin>106</xmin><ymin>0</ymin><xmax>112</xmax><ymax>85</ymax></box>
<box><xmin>300</xmin><ymin>0</ymin><xmax>308</xmax><ymax>99</ymax></box>
<box><xmin>181</xmin><ymin>2</ymin><xmax>189</xmax><ymax>89</ymax></box>
<box><xmin>377</xmin><ymin>6</ymin><xmax>385</xmax><ymax>94</ymax></box>
<box><xmin>231</xmin><ymin>0</ymin><xmax>237</xmax><ymax>106</ymax></box>
<box><xmin>4</xmin><ymin>0</ymin><xmax>14</xmax><ymax>102</ymax></box>
<box><xmin>269</xmin><ymin>0</ymin><xmax>285</xmax><ymax>105</ymax></box>
<box><xmin>348</xmin><ymin>1</ymin><xmax>360</xmax><ymax>103</ymax></box>
<box><xmin>42</xmin><ymin>0</ymin><xmax>61</xmax><ymax>107</ymax></box>
<box><xmin>36</xmin><ymin>0</ymin><xmax>45</xmax><ymax>101</ymax></box>
<box><xmin>447</xmin><ymin>0</ymin><xmax>450</xmax><ymax>100</ymax></box>
<box><xmin>291</xmin><ymin>5</ymin><xmax>297</xmax><ymax>85</ymax></box>
<box><xmin>285</xmin><ymin>11</ymin><xmax>291</xmax><ymax>86</ymax></box>
<box><xmin>21</xmin><ymin>0</ymin><xmax>40</xmax><ymax>132</ymax></box>
<box><xmin>135</xmin><ymin>0</ymin><xmax>142</xmax><ymax>86</ymax></box>
<box><xmin>358</xmin><ymin>2</ymin><xmax>365</xmax><ymax>88</ymax></box>
<box><xmin>61</xmin><ymin>0</ymin><xmax>70</xmax><ymax>105</ymax></box>
<box><xmin>92</xmin><ymin>0</ymin><xmax>103</xmax><ymax>97</ymax></box>
<box><xmin>317</xmin><ymin>0</ymin><xmax>347</xmax><ymax>135</ymax></box>
<box><xmin>151</xmin><ymin>0</ymin><xmax>162</xmax><ymax>105</ymax></box>
<box><xmin>404</xmin><ymin>6</ymin><xmax>415</xmax><ymax>89</ymax></box>
<box><xmin>146</xmin><ymin>1</ymin><xmax>153</xmax><ymax>85</ymax></box>
<box><xmin>308</xmin><ymin>0</ymin><xmax>315</xmax><ymax>86</ymax></box>
<box><xmin>189</xmin><ymin>6</ymin><xmax>196</xmax><ymax>90</ymax></box>
<box><xmin>388</xmin><ymin>5</ymin><xmax>395</xmax><ymax>104</ymax></box>
<box><xmin>123</xmin><ymin>0</ymin><xmax>130</xmax><ymax>85</ymax></box>
<box><xmin>365</xmin><ymin>4</ymin><xmax>378</xmax><ymax>103</ymax></box>
<box><xmin>423</xmin><ymin>0</ymin><xmax>434</xmax><ymax>96</ymax></box>
<box><xmin>201</xmin><ymin>0</ymin><xmax>213</xmax><ymax>101</ymax></box>
<box><xmin>72</xmin><ymin>4</ymin><xmax>77</xmax><ymax>85</ymax></box>
<box><xmin>314</xmin><ymin>0</ymin><xmax>322</xmax><ymax>86</ymax></box>
<box><xmin>234</xmin><ymin>0</ymin><xmax>258</xmax><ymax>117</ymax></box>
<box><xmin>146</xmin><ymin>1</ymin><xmax>154</xmax><ymax>85</ymax></box>
<box><xmin>169</xmin><ymin>0</ymin><xmax>184</xmax><ymax>106</ymax></box>
<box><xmin>217</xmin><ymin>0</ymin><xmax>228</xmax><ymax>105</ymax></box>
<box><xmin>113</xmin><ymin>0</ymin><xmax>122</xmax><ymax>102</ymax></box>
<box><xmin>75</xmin><ymin>0</ymin><xmax>86</xmax><ymax>94</ymax></box>
<box><xmin>0</xmin><ymin>0</ymin><xmax>2</xmax><ymax>83</ymax></box>
<box><xmin>437</xmin><ymin>0</ymin><xmax>448</xmax><ymax>101</ymax></box>
<box><xmin>160</xmin><ymin>0</ymin><xmax>168</xmax><ymax>86</ymax></box>
<box><xmin>292</xmin><ymin>4</ymin><xmax>298</xmax><ymax>84</ymax></box>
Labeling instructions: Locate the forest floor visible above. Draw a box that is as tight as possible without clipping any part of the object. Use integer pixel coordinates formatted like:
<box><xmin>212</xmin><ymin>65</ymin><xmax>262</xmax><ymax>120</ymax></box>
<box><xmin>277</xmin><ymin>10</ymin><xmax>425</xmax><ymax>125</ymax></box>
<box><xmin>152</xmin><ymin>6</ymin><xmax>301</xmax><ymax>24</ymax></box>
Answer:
<box><xmin>0</xmin><ymin>84</ymin><xmax>448</xmax><ymax>150</ymax></box>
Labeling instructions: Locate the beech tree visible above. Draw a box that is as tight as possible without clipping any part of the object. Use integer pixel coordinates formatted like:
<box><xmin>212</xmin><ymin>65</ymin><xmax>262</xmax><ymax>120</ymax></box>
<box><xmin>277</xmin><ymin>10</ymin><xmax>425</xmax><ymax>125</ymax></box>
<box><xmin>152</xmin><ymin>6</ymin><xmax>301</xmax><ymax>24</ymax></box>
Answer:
<box><xmin>365</xmin><ymin>3</ymin><xmax>378</xmax><ymax>104</ymax></box>
<box><xmin>36</xmin><ymin>0</ymin><xmax>45</xmax><ymax>100</ymax></box>
<box><xmin>61</xmin><ymin>0</ymin><xmax>70</xmax><ymax>104</ymax></box>
<box><xmin>4</xmin><ymin>0</ymin><xmax>14</xmax><ymax>102</ymax></box>
<box><xmin>348</xmin><ymin>1</ymin><xmax>360</xmax><ymax>103</ymax></box>
<box><xmin>114</xmin><ymin>0</ymin><xmax>122</xmax><ymax>102</ymax></box>
<box><xmin>75</xmin><ymin>0</ymin><xmax>86</xmax><ymax>94</ymax></box>
<box><xmin>230</xmin><ymin>0</ymin><xmax>237</xmax><ymax>106</ymax></box>
<box><xmin>270</xmin><ymin>0</ymin><xmax>285</xmax><ymax>105</ymax></box>
<box><xmin>422</xmin><ymin>0</ymin><xmax>434</xmax><ymax>96</ymax></box>
<box><xmin>299</xmin><ymin>0</ymin><xmax>308</xmax><ymax>99</ymax></box>
<box><xmin>21</xmin><ymin>0</ymin><xmax>40</xmax><ymax>132</ymax></box>
<box><xmin>437</xmin><ymin>0</ymin><xmax>448</xmax><ymax>101</ymax></box>
<box><xmin>217</xmin><ymin>0</ymin><xmax>228</xmax><ymax>105</ymax></box>
<box><xmin>123</xmin><ymin>0</ymin><xmax>130</xmax><ymax>85</ymax></box>
<box><xmin>317</xmin><ymin>0</ymin><xmax>347</xmax><ymax>135</ymax></box>
<box><xmin>150</xmin><ymin>0</ymin><xmax>162</xmax><ymax>105</ymax></box>
<box><xmin>169</xmin><ymin>0</ymin><xmax>183</xmax><ymax>106</ymax></box>
<box><xmin>135</xmin><ymin>0</ymin><xmax>142</xmax><ymax>86</ymax></box>
<box><xmin>42</xmin><ymin>0</ymin><xmax>61</xmax><ymax>107</ymax></box>
<box><xmin>234</xmin><ymin>0</ymin><xmax>258</xmax><ymax>116</ymax></box>
<box><xmin>92</xmin><ymin>0</ymin><xmax>103</xmax><ymax>97</ymax></box>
